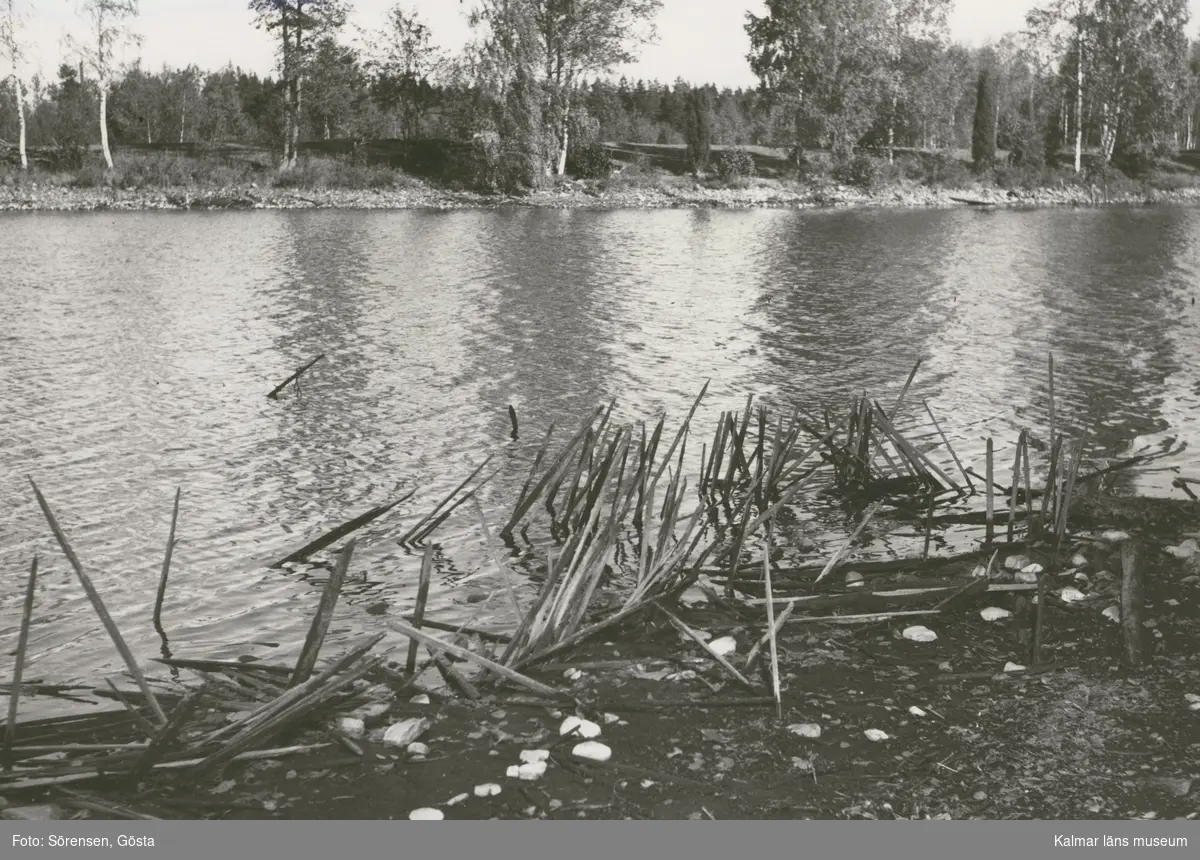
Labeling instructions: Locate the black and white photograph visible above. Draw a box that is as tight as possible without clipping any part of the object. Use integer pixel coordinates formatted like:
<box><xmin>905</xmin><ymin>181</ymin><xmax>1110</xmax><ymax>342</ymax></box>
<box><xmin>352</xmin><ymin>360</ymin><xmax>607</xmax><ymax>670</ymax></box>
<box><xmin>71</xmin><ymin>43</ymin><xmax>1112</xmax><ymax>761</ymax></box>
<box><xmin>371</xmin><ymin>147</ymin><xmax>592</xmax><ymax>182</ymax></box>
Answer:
<box><xmin>2</xmin><ymin>0</ymin><xmax>1200</xmax><ymax>839</ymax></box>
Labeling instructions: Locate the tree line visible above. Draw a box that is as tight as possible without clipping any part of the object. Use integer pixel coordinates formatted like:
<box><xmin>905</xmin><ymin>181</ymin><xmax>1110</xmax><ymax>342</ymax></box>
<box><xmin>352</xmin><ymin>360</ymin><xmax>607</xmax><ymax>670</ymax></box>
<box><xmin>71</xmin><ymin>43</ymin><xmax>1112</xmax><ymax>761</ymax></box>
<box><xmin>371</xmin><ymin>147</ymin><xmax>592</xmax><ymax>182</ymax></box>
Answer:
<box><xmin>2</xmin><ymin>0</ymin><xmax>1200</xmax><ymax>182</ymax></box>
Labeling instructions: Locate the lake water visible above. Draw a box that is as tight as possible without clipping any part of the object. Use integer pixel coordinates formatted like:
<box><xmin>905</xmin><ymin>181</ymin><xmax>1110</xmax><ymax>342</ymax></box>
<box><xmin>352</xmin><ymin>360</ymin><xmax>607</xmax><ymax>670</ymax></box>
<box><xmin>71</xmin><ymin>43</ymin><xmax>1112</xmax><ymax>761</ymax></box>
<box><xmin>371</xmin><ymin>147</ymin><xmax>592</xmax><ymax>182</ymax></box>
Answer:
<box><xmin>2</xmin><ymin>205</ymin><xmax>1200</xmax><ymax>706</ymax></box>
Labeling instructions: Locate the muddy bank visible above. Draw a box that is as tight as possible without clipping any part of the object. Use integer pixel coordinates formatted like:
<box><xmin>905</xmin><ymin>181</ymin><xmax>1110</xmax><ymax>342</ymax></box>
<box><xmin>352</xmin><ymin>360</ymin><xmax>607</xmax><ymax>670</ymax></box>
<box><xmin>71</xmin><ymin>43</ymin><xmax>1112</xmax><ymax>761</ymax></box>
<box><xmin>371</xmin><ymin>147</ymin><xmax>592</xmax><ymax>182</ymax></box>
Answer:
<box><xmin>4</xmin><ymin>493</ymin><xmax>1199</xmax><ymax>821</ymax></box>
<box><xmin>4</xmin><ymin>176</ymin><xmax>1200</xmax><ymax>214</ymax></box>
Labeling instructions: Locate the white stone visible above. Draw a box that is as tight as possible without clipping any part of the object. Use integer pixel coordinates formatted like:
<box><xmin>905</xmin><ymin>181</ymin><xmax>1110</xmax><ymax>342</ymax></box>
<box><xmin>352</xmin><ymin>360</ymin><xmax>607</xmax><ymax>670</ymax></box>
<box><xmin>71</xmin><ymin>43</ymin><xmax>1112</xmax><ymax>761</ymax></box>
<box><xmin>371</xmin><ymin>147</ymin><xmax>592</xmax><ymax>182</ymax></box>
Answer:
<box><xmin>970</xmin><ymin>565</ymin><xmax>989</xmax><ymax>579</ymax></box>
<box><xmin>560</xmin><ymin>716</ymin><xmax>602</xmax><ymax>739</ymax></box>
<box><xmin>1070</xmin><ymin>553</ymin><xmax>1089</xmax><ymax>569</ymax></box>
<box><xmin>446</xmin><ymin>793</ymin><xmax>469</xmax><ymax>807</ymax></box>
<box><xmin>408</xmin><ymin>807</ymin><xmax>443</xmax><ymax>820</ymax></box>
<box><xmin>1003</xmin><ymin>662</ymin><xmax>1026</xmax><ymax>673</ymax></box>
<box><xmin>1014</xmin><ymin>570</ymin><xmax>1039</xmax><ymax>584</ymax></box>
<box><xmin>909</xmin><ymin>706</ymin><xmax>927</xmax><ymax>717</ymax></box>
<box><xmin>980</xmin><ymin>607</ymin><xmax>1012</xmax><ymax>622</ymax></box>
<box><xmin>474</xmin><ymin>783</ymin><xmax>502</xmax><ymax>798</ymax></box>
<box><xmin>337</xmin><ymin>717</ymin><xmax>366</xmax><ymax>738</ymax></box>
<box><xmin>563</xmin><ymin>668</ymin><xmax>583</xmax><ymax>681</ymax></box>
<box><xmin>519</xmin><ymin>749</ymin><xmax>550</xmax><ymax>764</ymax></box>
<box><xmin>1003</xmin><ymin>555</ymin><xmax>1031</xmax><ymax>572</ymax></box>
<box><xmin>409</xmin><ymin>694</ymin><xmax>431</xmax><ymax>705</ymax></box>
<box><xmin>603</xmin><ymin>712</ymin><xmax>620</xmax><ymax>724</ymax></box>
<box><xmin>1101</xmin><ymin>530</ymin><xmax>1131</xmax><ymax>543</ymax></box>
<box><xmin>1165</xmin><ymin>539</ymin><xmax>1199</xmax><ymax>560</ymax></box>
<box><xmin>1059</xmin><ymin>587</ymin><xmax>1086</xmax><ymax>603</ymax></box>
<box><xmin>406</xmin><ymin>742</ymin><xmax>430</xmax><ymax>756</ymax></box>
<box><xmin>787</xmin><ymin>723</ymin><xmax>821</xmax><ymax>738</ymax></box>
<box><xmin>1021</xmin><ymin>563</ymin><xmax>1044</xmax><ymax>576</ymax></box>
<box><xmin>382</xmin><ymin>717</ymin><xmax>430</xmax><ymax>748</ymax></box>
<box><xmin>572</xmin><ymin>741</ymin><xmax>612</xmax><ymax>762</ymax></box>
<box><xmin>1102</xmin><ymin>605</ymin><xmax>1121</xmax><ymax>623</ymax></box>
<box><xmin>506</xmin><ymin>765</ymin><xmax>520</xmax><ymax>778</ymax></box>
<box><xmin>902</xmin><ymin>625</ymin><xmax>937</xmax><ymax>642</ymax></box>
<box><xmin>518</xmin><ymin>760</ymin><xmax>547</xmax><ymax>780</ymax></box>
<box><xmin>680</xmin><ymin>587</ymin><xmax>709</xmax><ymax>607</ymax></box>
<box><xmin>845</xmin><ymin>571</ymin><xmax>865</xmax><ymax>588</ymax></box>
<box><xmin>864</xmin><ymin>729</ymin><xmax>889</xmax><ymax>742</ymax></box>
<box><xmin>708</xmin><ymin>636</ymin><xmax>738</xmax><ymax>656</ymax></box>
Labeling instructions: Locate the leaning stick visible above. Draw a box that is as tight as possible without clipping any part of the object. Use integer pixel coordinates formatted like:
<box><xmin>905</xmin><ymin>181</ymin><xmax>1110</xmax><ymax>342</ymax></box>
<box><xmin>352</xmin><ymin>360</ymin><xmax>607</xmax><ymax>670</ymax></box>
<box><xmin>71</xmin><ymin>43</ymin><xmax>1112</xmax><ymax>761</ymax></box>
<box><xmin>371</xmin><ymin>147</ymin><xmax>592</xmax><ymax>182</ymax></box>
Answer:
<box><xmin>288</xmin><ymin>539</ymin><xmax>355</xmax><ymax>687</ymax></box>
<box><xmin>661</xmin><ymin>609</ymin><xmax>758</xmax><ymax>691</ymax></box>
<box><xmin>387</xmin><ymin>618</ymin><xmax>565</xmax><ymax>698</ymax></box>
<box><xmin>153</xmin><ymin>488</ymin><xmax>180</xmax><ymax>634</ymax></box>
<box><xmin>762</xmin><ymin>528</ymin><xmax>782</xmax><ymax>718</ymax></box>
<box><xmin>272</xmin><ymin>491</ymin><xmax>413</xmax><ymax>568</ymax></box>
<box><xmin>29</xmin><ymin>480</ymin><xmax>166</xmax><ymax>724</ymax></box>
<box><xmin>3</xmin><ymin>557</ymin><xmax>38</xmax><ymax>769</ymax></box>
<box><xmin>815</xmin><ymin>501</ymin><xmax>882</xmax><ymax>584</ymax></box>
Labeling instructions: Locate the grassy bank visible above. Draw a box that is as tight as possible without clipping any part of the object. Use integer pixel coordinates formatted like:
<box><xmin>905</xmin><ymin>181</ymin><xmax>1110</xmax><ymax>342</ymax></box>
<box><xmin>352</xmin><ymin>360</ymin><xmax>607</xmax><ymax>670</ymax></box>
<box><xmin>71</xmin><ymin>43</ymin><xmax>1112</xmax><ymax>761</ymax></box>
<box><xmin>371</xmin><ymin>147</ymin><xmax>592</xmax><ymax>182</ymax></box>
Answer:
<box><xmin>4</xmin><ymin>144</ymin><xmax>1200</xmax><ymax>212</ymax></box>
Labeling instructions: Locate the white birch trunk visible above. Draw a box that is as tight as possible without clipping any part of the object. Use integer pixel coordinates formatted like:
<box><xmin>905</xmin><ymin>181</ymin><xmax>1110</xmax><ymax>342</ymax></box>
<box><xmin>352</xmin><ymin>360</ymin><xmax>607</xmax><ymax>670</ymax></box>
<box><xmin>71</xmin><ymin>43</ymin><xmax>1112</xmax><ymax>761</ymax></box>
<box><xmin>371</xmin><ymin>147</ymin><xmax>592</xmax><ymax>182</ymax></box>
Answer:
<box><xmin>99</xmin><ymin>84</ymin><xmax>113</xmax><ymax>170</ymax></box>
<box><xmin>15</xmin><ymin>76</ymin><xmax>27</xmax><ymax>169</ymax></box>
<box><xmin>1074</xmin><ymin>25</ymin><xmax>1084</xmax><ymax>173</ymax></box>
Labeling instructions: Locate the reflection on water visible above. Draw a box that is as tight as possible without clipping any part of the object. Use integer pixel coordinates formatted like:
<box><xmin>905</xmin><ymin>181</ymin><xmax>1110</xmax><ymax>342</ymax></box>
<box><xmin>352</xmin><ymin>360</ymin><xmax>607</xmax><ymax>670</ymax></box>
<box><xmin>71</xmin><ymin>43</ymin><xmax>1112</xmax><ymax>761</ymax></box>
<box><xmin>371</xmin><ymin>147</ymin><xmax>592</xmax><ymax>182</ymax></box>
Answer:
<box><xmin>2</xmin><ymin>205</ymin><xmax>1200</xmax><ymax>703</ymax></box>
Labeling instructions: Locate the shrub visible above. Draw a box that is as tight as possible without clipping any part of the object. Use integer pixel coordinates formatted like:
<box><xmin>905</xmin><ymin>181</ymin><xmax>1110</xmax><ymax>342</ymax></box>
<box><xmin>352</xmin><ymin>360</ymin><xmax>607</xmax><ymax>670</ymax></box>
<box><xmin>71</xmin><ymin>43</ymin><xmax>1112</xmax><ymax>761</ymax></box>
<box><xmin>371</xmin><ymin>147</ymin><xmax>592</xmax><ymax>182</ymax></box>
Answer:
<box><xmin>832</xmin><ymin>152</ymin><xmax>880</xmax><ymax>190</ymax></box>
<box><xmin>716</xmin><ymin>147</ymin><xmax>756</xmax><ymax>180</ymax></box>
<box><xmin>1007</xmin><ymin>117</ymin><xmax>1046</xmax><ymax>168</ymax></box>
<box><xmin>567</xmin><ymin>143</ymin><xmax>612</xmax><ymax>179</ymax></box>
<box><xmin>921</xmin><ymin>152</ymin><xmax>973</xmax><ymax>188</ymax></box>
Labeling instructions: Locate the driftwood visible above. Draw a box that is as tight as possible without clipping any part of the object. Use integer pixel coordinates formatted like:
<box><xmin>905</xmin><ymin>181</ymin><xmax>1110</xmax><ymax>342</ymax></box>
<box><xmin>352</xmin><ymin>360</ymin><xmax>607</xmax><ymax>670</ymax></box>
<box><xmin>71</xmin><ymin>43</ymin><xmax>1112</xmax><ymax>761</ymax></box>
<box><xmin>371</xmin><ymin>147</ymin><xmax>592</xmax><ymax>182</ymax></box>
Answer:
<box><xmin>406</xmin><ymin>545</ymin><xmax>436</xmax><ymax>675</ymax></box>
<box><xmin>267</xmin><ymin>353</ymin><xmax>325</xmax><ymax>399</ymax></box>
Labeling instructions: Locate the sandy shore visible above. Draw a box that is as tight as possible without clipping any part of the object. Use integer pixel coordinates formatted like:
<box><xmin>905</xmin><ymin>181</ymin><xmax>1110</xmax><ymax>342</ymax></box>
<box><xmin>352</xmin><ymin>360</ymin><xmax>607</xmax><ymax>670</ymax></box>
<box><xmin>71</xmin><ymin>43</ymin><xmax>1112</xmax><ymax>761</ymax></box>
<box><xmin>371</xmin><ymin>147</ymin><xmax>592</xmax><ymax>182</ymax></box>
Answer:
<box><xmin>4</xmin><ymin>176</ymin><xmax>1200</xmax><ymax>213</ymax></box>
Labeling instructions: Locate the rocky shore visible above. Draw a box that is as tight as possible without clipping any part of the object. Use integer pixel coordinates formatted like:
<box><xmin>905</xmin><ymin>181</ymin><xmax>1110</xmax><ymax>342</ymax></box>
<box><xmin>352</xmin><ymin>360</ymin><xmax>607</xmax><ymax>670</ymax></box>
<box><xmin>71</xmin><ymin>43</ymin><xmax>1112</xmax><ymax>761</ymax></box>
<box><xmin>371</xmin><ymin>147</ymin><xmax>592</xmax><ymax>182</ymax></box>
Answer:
<box><xmin>4</xmin><ymin>175</ymin><xmax>1200</xmax><ymax>213</ymax></box>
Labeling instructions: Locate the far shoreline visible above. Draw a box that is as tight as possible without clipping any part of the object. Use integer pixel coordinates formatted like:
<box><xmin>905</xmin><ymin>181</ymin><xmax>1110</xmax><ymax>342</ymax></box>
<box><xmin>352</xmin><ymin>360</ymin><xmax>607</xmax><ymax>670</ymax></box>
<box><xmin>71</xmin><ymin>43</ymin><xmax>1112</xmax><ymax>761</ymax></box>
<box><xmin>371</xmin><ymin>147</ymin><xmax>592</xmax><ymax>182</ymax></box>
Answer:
<box><xmin>5</xmin><ymin>176</ymin><xmax>1200</xmax><ymax>215</ymax></box>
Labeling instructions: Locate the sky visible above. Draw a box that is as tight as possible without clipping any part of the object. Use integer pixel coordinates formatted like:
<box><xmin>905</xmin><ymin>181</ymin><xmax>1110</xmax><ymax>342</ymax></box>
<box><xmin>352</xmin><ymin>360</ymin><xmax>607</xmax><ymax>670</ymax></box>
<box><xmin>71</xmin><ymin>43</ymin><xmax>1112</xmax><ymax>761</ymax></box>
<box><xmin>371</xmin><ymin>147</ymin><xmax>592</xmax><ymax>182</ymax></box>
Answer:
<box><xmin>15</xmin><ymin>0</ymin><xmax>1200</xmax><ymax>89</ymax></box>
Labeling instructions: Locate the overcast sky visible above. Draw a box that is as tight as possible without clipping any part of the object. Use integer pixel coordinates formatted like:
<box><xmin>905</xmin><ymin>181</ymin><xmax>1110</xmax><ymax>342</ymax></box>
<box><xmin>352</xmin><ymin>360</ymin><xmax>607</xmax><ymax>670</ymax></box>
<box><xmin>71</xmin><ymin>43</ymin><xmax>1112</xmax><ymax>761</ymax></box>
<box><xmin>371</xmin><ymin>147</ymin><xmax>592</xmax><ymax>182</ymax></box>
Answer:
<box><xmin>17</xmin><ymin>0</ymin><xmax>1200</xmax><ymax>88</ymax></box>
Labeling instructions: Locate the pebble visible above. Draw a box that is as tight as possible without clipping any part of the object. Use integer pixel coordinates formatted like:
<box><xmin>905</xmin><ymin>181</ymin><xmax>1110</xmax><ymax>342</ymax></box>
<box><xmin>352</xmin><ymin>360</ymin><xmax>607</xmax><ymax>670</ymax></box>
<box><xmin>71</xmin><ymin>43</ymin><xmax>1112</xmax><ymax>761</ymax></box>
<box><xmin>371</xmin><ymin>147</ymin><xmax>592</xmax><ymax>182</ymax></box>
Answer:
<box><xmin>474</xmin><ymin>783</ymin><xmax>502</xmax><ymax>798</ymax></box>
<box><xmin>572</xmin><ymin>741</ymin><xmax>612</xmax><ymax>762</ymax></box>
<box><xmin>408</xmin><ymin>808</ymin><xmax>444</xmax><ymax>820</ymax></box>
<box><xmin>909</xmin><ymin>706</ymin><xmax>927</xmax><ymax>717</ymax></box>
<box><xmin>517</xmin><ymin>760</ymin><xmax>547</xmax><ymax>780</ymax></box>
<box><xmin>708</xmin><ymin>636</ymin><xmax>738</xmax><ymax>656</ymax></box>
<box><xmin>1003</xmin><ymin>662</ymin><xmax>1026</xmax><ymax>673</ymax></box>
<box><xmin>980</xmin><ymin>607</ymin><xmax>1012</xmax><ymax>622</ymax></box>
<box><xmin>337</xmin><ymin>717</ymin><xmax>366</xmax><ymax>738</ymax></box>
<box><xmin>560</xmin><ymin>716</ymin><xmax>602</xmax><ymax>738</ymax></box>
<box><xmin>864</xmin><ymin>729</ymin><xmax>889</xmax><ymax>742</ymax></box>
<box><xmin>409</xmin><ymin>694</ymin><xmax>431</xmax><ymax>705</ymax></box>
<box><xmin>406</xmin><ymin>742</ymin><xmax>430</xmax><ymax>756</ymax></box>
<box><xmin>1004</xmin><ymin>555</ymin><xmax>1031</xmax><ymax>572</ymax></box>
<box><xmin>1102</xmin><ymin>605</ymin><xmax>1121</xmax><ymax>623</ymax></box>
<box><xmin>1100</xmin><ymin>530</ymin><xmax>1131</xmax><ymax>543</ymax></box>
<box><xmin>845</xmin><ymin>571</ymin><xmax>865</xmax><ymax>587</ymax></box>
<box><xmin>901</xmin><ymin>625</ymin><xmax>937</xmax><ymax>642</ymax></box>
<box><xmin>1059</xmin><ymin>587</ymin><xmax>1086</xmax><ymax>603</ymax></box>
<box><xmin>519</xmin><ymin>749</ymin><xmax>550</xmax><ymax>764</ymax></box>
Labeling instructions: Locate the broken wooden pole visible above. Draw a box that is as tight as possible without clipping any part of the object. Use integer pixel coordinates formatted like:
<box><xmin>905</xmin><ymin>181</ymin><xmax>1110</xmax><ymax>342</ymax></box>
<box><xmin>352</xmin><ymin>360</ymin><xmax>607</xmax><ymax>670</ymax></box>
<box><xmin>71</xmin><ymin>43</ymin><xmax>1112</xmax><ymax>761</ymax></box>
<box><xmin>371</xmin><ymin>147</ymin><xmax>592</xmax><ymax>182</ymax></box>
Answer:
<box><xmin>267</xmin><ymin>353</ymin><xmax>326</xmax><ymax>399</ymax></box>
<box><xmin>29</xmin><ymin>479</ymin><xmax>167</xmax><ymax>725</ymax></box>
<box><xmin>508</xmin><ymin>405</ymin><xmax>519</xmax><ymax>440</ymax></box>
<box><xmin>289</xmin><ymin>539</ymin><xmax>355</xmax><ymax>687</ymax></box>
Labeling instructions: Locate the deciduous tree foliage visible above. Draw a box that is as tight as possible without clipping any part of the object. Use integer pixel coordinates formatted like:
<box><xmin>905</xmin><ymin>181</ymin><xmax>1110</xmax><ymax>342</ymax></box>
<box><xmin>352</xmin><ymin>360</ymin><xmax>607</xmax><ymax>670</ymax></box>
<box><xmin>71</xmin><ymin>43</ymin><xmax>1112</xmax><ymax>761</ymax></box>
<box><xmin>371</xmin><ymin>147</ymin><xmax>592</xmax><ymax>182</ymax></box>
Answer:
<box><xmin>249</xmin><ymin>0</ymin><xmax>348</xmax><ymax>168</ymax></box>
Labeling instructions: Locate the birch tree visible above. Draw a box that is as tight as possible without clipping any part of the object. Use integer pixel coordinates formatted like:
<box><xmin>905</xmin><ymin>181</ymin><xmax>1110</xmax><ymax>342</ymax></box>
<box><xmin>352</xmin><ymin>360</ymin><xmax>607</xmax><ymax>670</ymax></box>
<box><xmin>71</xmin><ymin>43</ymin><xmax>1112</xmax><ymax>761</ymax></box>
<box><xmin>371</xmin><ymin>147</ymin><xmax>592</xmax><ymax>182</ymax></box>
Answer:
<box><xmin>73</xmin><ymin>0</ymin><xmax>140</xmax><ymax>170</ymax></box>
<box><xmin>469</xmin><ymin>0</ymin><xmax>662</xmax><ymax>176</ymax></box>
<box><xmin>249</xmin><ymin>0</ymin><xmax>349</xmax><ymax>168</ymax></box>
<box><xmin>1026</xmin><ymin>0</ymin><xmax>1095</xmax><ymax>172</ymax></box>
<box><xmin>1</xmin><ymin>0</ymin><xmax>28</xmax><ymax>167</ymax></box>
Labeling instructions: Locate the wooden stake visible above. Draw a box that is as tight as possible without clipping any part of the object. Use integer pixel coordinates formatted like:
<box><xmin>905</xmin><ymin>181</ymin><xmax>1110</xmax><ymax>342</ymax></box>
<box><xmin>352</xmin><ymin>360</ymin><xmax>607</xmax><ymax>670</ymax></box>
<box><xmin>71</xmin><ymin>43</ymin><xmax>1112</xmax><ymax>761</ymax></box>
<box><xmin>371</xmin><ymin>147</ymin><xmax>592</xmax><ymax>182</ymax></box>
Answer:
<box><xmin>985</xmin><ymin>438</ymin><xmax>994</xmax><ymax>544</ymax></box>
<box><xmin>29</xmin><ymin>480</ymin><xmax>167</xmax><ymax>724</ymax></box>
<box><xmin>406</xmin><ymin>544</ymin><xmax>435</xmax><ymax>675</ymax></box>
<box><xmin>3</xmin><ymin>557</ymin><xmax>38</xmax><ymax>769</ymax></box>
<box><xmin>1119</xmin><ymin>540</ymin><xmax>1145</xmax><ymax>669</ymax></box>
